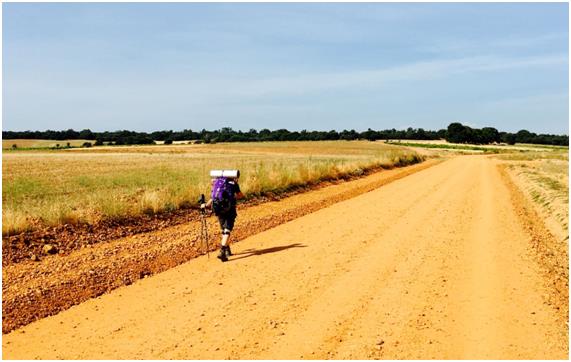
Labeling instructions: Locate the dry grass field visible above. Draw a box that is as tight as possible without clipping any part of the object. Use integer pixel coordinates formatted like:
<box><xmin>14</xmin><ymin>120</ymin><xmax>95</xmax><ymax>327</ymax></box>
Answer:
<box><xmin>496</xmin><ymin>149</ymin><xmax>569</xmax><ymax>241</ymax></box>
<box><xmin>3</xmin><ymin>139</ymin><xmax>93</xmax><ymax>149</ymax></box>
<box><xmin>2</xmin><ymin>141</ymin><xmax>422</xmax><ymax>235</ymax></box>
<box><xmin>389</xmin><ymin>140</ymin><xmax>566</xmax><ymax>153</ymax></box>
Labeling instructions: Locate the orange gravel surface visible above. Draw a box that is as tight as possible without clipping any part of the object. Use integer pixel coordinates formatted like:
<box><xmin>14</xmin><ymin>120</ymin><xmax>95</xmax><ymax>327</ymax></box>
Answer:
<box><xmin>2</xmin><ymin>159</ymin><xmax>437</xmax><ymax>334</ymax></box>
<box><xmin>2</xmin><ymin>156</ymin><xmax>568</xmax><ymax>359</ymax></box>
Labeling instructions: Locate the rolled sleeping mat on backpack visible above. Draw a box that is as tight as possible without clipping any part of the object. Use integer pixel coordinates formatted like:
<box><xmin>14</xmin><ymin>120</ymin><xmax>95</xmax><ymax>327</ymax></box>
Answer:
<box><xmin>210</xmin><ymin>169</ymin><xmax>240</xmax><ymax>179</ymax></box>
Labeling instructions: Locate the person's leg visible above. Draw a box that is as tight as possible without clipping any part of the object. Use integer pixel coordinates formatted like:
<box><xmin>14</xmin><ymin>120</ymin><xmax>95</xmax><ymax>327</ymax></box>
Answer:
<box><xmin>217</xmin><ymin>210</ymin><xmax>236</xmax><ymax>262</ymax></box>
<box><xmin>223</xmin><ymin>210</ymin><xmax>237</xmax><ymax>255</ymax></box>
<box><xmin>221</xmin><ymin>229</ymin><xmax>230</xmax><ymax>246</ymax></box>
<box><xmin>217</xmin><ymin>215</ymin><xmax>229</xmax><ymax>262</ymax></box>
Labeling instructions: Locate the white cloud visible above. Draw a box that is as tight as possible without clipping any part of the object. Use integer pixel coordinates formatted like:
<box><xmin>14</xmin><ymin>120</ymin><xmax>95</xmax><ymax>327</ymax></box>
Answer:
<box><xmin>5</xmin><ymin>53</ymin><xmax>567</xmax><ymax>132</ymax></box>
<box><xmin>185</xmin><ymin>54</ymin><xmax>568</xmax><ymax>100</ymax></box>
<box><xmin>8</xmin><ymin>53</ymin><xmax>567</xmax><ymax>104</ymax></box>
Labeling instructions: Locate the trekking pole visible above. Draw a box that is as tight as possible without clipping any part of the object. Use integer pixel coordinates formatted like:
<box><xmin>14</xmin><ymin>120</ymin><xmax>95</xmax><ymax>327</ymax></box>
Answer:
<box><xmin>199</xmin><ymin>194</ymin><xmax>210</xmax><ymax>258</ymax></box>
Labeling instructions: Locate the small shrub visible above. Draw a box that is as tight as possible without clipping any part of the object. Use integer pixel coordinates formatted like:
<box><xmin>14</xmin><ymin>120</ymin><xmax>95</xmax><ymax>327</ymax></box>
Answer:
<box><xmin>140</xmin><ymin>190</ymin><xmax>163</xmax><ymax>215</ymax></box>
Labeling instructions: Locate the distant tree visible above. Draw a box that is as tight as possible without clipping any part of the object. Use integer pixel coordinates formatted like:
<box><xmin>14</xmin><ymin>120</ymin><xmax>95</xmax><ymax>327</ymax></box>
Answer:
<box><xmin>82</xmin><ymin>142</ymin><xmax>92</xmax><ymax>148</ymax></box>
<box><xmin>164</xmin><ymin>139</ymin><xmax>173</xmax><ymax>145</ymax></box>
<box><xmin>552</xmin><ymin>135</ymin><xmax>569</xmax><ymax>146</ymax></box>
<box><xmin>11</xmin><ymin>144</ymin><xmax>17</xmax><ymax>149</ymax></box>
<box><xmin>79</xmin><ymin>129</ymin><xmax>95</xmax><ymax>140</ymax></box>
<box><xmin>502</xmin><ymin>133</ymin><xmax>517</xmax><ymax>145</ymax></box>
<box><xmin>63</xmin><ymin>129</ymin><xmax>80</xmax><ymax>140</ymax></box>
<box><xmin>446</xmin><ymin>123</ymin><xmax>471</xmax><ymax>143</ymax></box>
<box><xmin>362</xmin><ymin>128</ymin><xmax>379</xmax><ymax>141</ymax></box>
<box><xmin>481</xmin><ymin>127</ymin><xmax>500</xmax><ymax>144</ymax></box>
<box><xmin>416</xmin><ymin>128</ymin><xmax>427</xmax><ymax>139</ymax></box>
<box><xmin>325</xmin><ymin>130</ymin><xmax>339</xmax><ymax>140</ymax></box>
<box><xmin>1</xmin><ymin>125</ymin><xmax>567</xmax><ymax>146</ymax></box>
<box><xmin>259</xmin><ymin>129</ymin><xmax>271</xmax><ymax>138</ymax></box>
<box><xmin>405</xmin><ymin>127</ymin><xmax>415</xmax><ymax>139</ymax></box>
<box><xmin>470</xmin><ymin>128</ymin><xmax>485</xmax><ymax>144</ymax></box>
<box><xmin>515</xmin><ymin>130</ymin><xmax>535</xmax><ymax>144</ymax></box>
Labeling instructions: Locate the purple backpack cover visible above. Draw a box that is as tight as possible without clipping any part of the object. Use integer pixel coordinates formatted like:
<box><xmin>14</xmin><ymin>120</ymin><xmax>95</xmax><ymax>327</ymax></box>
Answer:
<box><xmin>211</xmin><ymin>177</ymin><xmax>235</xmax><ymax>214</ymax></box>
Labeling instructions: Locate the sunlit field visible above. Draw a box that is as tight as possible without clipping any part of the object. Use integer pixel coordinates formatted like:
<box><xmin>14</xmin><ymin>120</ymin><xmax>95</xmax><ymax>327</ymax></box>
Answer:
<box><xmin>496</xmin><ymin>149</ymin><xmax>569</xmax><ymax>238</ymax></box>
<box><xmin>2</xmin><ymin>139</ymin><xmax>93</xmax><ymax>149</ymax></box>
<box><xmin>2</xmin><ymin>141</ymin><xmax>423</xmax><ymax>235</ymax></box>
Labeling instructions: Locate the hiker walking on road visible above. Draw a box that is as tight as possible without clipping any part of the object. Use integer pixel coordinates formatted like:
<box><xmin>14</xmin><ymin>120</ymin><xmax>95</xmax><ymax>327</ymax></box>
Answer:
<box><xmin>201</xmin><ymin>172</ymin><xmax>244</xmax><ymax>262</ymax></box>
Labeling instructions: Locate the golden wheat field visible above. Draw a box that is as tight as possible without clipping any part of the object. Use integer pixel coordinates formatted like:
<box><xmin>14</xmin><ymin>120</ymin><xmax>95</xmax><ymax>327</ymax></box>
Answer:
<box><xmin>495</xmin><ymin>150</ymin><xmax>569</xmax><ymax>240</ymax></box>
<box><xmin>2</xmin><ymin>141</ymin><xmax>423</xmax><ymax>235</ymax></box>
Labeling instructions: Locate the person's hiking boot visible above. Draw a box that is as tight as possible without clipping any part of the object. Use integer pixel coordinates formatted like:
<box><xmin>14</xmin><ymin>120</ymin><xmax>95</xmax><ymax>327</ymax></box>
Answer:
<box><xmin>226</xmin><ymin>245</ymin><xmax>232</xmax><ymax>256</ymax></box>
<box><xmin>217</xmin><ymin>246</ymin><xmax>229</xmax><ymax>262</ymax></box>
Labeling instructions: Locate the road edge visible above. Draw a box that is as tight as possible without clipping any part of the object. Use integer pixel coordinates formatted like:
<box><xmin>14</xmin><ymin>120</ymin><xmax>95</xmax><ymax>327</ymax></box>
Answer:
<box><xmin>497</xmin><ymin>163</ymin><xmax>569</xmax><ymax>326</ymax></box>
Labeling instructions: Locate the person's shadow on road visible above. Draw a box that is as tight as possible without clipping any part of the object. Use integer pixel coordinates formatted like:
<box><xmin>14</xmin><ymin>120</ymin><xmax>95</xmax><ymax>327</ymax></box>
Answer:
<box><xmin>229</xmin><ymin>243</ymin><xmax>307</xmax><ymax>262</ymax></box>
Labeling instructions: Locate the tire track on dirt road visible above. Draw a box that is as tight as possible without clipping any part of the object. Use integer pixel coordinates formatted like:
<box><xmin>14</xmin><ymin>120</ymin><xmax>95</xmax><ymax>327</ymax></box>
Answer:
<box><xmin>253</xmin><ymin>160</ymin><xmax>476</xmax><ymax>360</ymax></box>
<box><xmin>2</xmin><ymin>156</ymin><xmax>567</xmax><ymax>359</ymax></box>
<box><xmin>326</xmin><ymin>157</ymin><xmax>567</xmax><ymax>359</ymax></box>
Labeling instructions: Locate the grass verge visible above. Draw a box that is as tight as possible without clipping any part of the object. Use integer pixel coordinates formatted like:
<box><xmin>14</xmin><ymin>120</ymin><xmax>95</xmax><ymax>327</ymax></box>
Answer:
<box><xmin>3</xmin><ymin>141</ymin><xmax>423</xmax><ymax>235</ymax></box>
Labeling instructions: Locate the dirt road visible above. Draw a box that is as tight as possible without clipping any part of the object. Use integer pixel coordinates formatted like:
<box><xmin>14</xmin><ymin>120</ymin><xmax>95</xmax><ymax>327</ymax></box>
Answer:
<box><xmin>3</xmin><ymin>156</ymin><xmax>568</xmax><ymax>359</ymax></box>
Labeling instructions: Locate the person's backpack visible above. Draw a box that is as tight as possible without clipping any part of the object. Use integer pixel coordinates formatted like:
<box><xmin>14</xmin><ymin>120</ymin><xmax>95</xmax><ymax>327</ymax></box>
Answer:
<box><xmin>211</xmin><ymin>177</ymin><xmax>235</xmax><ymax>215</ymax></box>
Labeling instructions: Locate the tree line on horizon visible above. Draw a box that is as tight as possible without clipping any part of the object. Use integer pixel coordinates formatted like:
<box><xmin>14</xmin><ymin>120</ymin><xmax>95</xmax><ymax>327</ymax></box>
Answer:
<box><xmin>2</xmin><ymin>123</ymin><xmax>568</xmax><ymax>146</ymax></box>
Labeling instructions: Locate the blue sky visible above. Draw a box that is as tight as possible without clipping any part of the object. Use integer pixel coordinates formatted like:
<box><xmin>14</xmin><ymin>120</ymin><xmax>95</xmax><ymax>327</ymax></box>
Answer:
<box><xmin>3</xmin><ymin>3</ymin><xmax>569</xmax><ymax>134</ymax></box>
